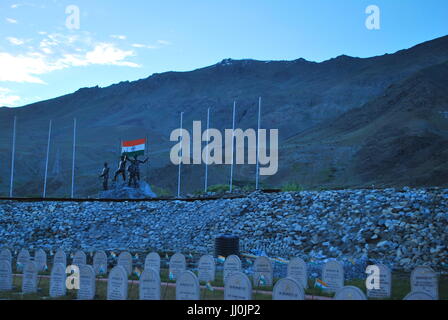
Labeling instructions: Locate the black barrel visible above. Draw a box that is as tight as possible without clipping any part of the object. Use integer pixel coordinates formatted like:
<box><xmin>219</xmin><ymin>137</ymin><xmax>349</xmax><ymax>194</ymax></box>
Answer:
<box><xmin>215</xmin><ymin>234</ymin><xmax>239</xmax><ymax>257</ymax></box>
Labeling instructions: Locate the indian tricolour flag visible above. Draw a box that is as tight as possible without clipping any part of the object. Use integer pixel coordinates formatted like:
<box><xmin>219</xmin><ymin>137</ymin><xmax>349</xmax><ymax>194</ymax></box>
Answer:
<box><xmin>122</xmin><ymin>139</ymin><xmax>146</xmax><ymax>157</ymax></box>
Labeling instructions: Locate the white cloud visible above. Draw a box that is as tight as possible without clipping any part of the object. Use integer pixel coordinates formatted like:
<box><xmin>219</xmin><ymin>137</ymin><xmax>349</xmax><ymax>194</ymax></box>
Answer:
<box><xmin>157</xmin><ymin>40</ymin><xmax>172</xmax><ymax>46</ymax></box>
<box><xmin>6</xmin><ymin>18</ymin><xmax>18</xmax><ymax>24</ymax></box>
<box><xmin>111</xmin><ymin>35</ymin><xmax>127</xmax><ymax>40</ymax></box>
<box><xmin>6</xmin><ymin>37</ymin><xmax>25</xmax><ymax>45</ymax></box>
<box><xmin>0</xmin><ymin>38</ymin><xmax>140</xmax><ymax>84</ymax></box>
<box><xmin>0</xmin><ymin>88</ymin><xmax>21</xmax><ymax>106</ymax></box>
<box><xmin>132</xmin><ymin>43</ymin><xmax>159</xmax><ymax>49</ymax></box>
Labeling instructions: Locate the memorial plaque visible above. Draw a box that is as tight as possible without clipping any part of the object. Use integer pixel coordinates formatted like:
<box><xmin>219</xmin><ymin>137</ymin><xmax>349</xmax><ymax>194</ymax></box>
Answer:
<box><xmin>224</xmin><ymin>272</ymin><xmax>252</xmax><ymax>300</ymax></box>
<box><xmin>107</xmin><ymin>266</ymin><xmax>128</xmax><ymax>300</ymax></box>
<box><xmin>49</xmin><ymin>263</ymin><xmax>67</xmax><ymax>297</ymax></box>
<box><xmin>93</xmin><ymin>251</ymin><xmax>108</xmax><ymax>275</ymax></box>
<box><xmin>403</xmin><ymin>291</ymin><xmax>436</xmax><ymax>300</ymax></box>
<box><xmin>118</xmin><ymin>252</ymin><xmax>133</xmax><ymax>276</ymax></box>
<box><xmin>366</xmin><ymin>264</ymin><xmax>392</xmax><ymax>298</ymax></box>
<box><xmin>17</xmin><ymin>249</ymin><xmax>31</xmax><ymax>271</ymax></box>
<box><xmin>0</xmin><ymin>260</ymin><xmax>12</xmax><ymax>291</ymax></box>
<box><xmin>253</xmin><ymin>256</ymin><xmax>273</xmax><ymax>287</ymax></box>
<box><xmin>335</xmin><ymin>286</ymin><xmax>367</xmax><ymax>300</ymax></box>
<box><xmin>176</xmin><ymin>271</ymin><xmax>200</xmax><ymax>300</ymax></box>
<box><xmin>0</xmin><ymin>249</ymin><xmax>12</xmax><ymax>263</ymax></box>
<box><xmin>139</xmin><ymin>268</ymin><xmax>161</xmax><ymax>300</ymax></box>
<box><xmin>169</xmin><ymin>253</ymin><xmax>186</xmax><ymax>280</ymax></box>
<box><xmin>272</xmin><ymin>277</ymin><xmax>305</xmax><ymax>300</ymax></box>
<box><xmin>34</xmin><ymin>249</ymin><xmax>47</xmax><ymax>272</ymax></box>
<box><xmin>287</xmin><ymin>257</ymin><xmax>308</xmax><ymax>289</ymax></box>
<box><xmin>322</xmin><ymin>260</ymin><xmax>344</xmax><ymax>292</ymax></box>
<box><xmin>410</xmin><ymin>266</ymin><xmax>438</xmax><ymax>300</ymax></box>
<box><xmin>144</xmin><ymin>252</ymin><xmax>161</xmax><ymax>274</ymax></box>
<box><xmin>54</xmin><ymin>249</ymin><xmax>67</xmax><ymax>267</ymax></box>
<box><xmin>198</xmin><ymin>255</ymin><xmax>216</xmax><ymax>282</ymax></box>
<box><xmin>72</xmin><ymin>250</ymin><xmax>87</xmax><ymax>267</ymax></box>
<box><xmin>78</xmin><ymin>265</ymin><xmax>96</xmax><ymax>300</ymax></box>
<box><xmin>22</xmin><ymin>261</ymin><xmax>38</xmax><ymax>294</ymax></box>
<box><xmin>223</xmin><ymin>255</ymin><xmax>242</xmax><ymax>281</ymax></box>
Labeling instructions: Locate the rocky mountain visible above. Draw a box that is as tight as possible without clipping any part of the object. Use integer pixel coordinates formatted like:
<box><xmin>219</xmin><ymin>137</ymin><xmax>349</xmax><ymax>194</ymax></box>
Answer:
<box><xmin>0</xmin><ymin>35</ymin><xmax>447</xmax><ymax>197</ymax></box>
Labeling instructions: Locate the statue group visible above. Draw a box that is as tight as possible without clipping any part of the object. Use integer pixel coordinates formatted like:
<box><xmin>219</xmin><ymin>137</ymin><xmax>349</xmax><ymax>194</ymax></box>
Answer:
<box><xmin>100</xmin><ymin>154</ymin><xmax>149</xmax><ymax>190</ymax></box>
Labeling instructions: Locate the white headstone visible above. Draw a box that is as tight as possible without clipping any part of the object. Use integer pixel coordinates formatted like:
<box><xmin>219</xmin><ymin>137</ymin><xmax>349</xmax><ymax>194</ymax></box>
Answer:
<box><xmin>49</xmin><ymin>263</ymin><xmax>67</xmax><ymax>297</ymax></box>
<box><xmin>22</xmin><ymin>261</ymin><xmax>38</xmax><ymax>294</ymax></box>
<box><xmin>78</xmin><ymin>265</ymin><xmax>96</xmax><ymax>300</ymax></box>
<box><xmin>118</xmin><ymin>252</ymin><xmax>133</xmax><ymax>276</ymax></box>
<box><xmin>53</xmin><ymin>249</ymin><xmax>67</xmax><ymax>267</ymax></box>
<box><xmin>410</xmin><ymin>266</ymin><xmax>438</xmax><ymax>300</ymax></box>
<box><xmin>17</xmin><ymin>249</ymin><xmax>31</xmax><ymax>271</ymax></box>
<box><xmin>287</xmin><ymin>257</ymin><xmax>308</xmax><ymax>289</ymax></box>
<box><xmin>198</xmin><ymin>255</ymin><xmax>216</xmax><ymax>282</ymax></box>
<box><xmin>403</xmin><ymin>291</ymin><xmax>436</xmax><ymax>300</ymax></box>
<box><xmin>273</xmin><ymin>277</ymin><xmax>305</xmax><ymax>300</ymax></box>
<box><xmin>366</xmin><ymin>264</ymin><xmax>392</xmax><ymax>298</ymax></box>
<box><xmin>34</xmin><ymin>249</ymin><xmax>47</xmax><ymax>272</ymax></box>
<box><xmin>93</xmin><ymin>251</ymin><xmax>108</xmax><ymax>275</ymax></box>
<box><xmin>144</xmin><ymin>252</ymin><xmax>161</xmax><ymax>274</ymax></box>
<box><xmin>72</xmin><ymin>250</ymin><xmax>87</xmax><ymax>267</ymax></box>
<box><xmin>223</xmin><ymin>255</ymin><xmax>242</xmax><ymax>281</ymax></box>
<box><xmin>107</xmin><ymin>266</ymin><xmax>128</xmax><ymax>300</ymax></box>
<box><xmin>335</xmin><ymin>286</ymin><xmax>367</xmax><ymax>300</ymax></box>
<box><xmin>253</xmin><ymin>256</ymin><xmax>273</xmax><ymax>287</ymax></box>
<box><xmin>176</xmin><ymin>271</ymin><xmax>200</xmax><ymax>300</ymax></box>
<box><xmin>0</xmin><ymin>249</ymin><xmax>12</xmax><ymax>263</ymax></box>
<box><xmin>322</xmin><ymin>260</ymin><xmax>344</xmax><ymax>292</ymax></box>
<box><xmin>169</xmin><ymin>253</ymin><xmax>186</xmax><ymax>280</ymax></box>
<box><xmin>0</xmin><ymin>259</ymin><xmax>13</xmax><ymax>291</ymax></box>
<box><xmin>224</xmin><ymin>272</ymin><xmax>252</xmax><ymax>300</ymax></box>
<box><xmin>139</xmin><ymin>267</ymin><xmax>161</xmax><ymax>300</ymax></box>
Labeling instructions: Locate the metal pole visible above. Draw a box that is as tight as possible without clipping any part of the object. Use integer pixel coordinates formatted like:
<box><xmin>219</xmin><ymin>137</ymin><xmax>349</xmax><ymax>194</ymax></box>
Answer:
<box><xmin>43</xmin><ymin>120</ymin><xmax>52</xmax><ymax>198</ymax></box>
<box><xmin>229</xmin><ymin>101</ymin><xmax>236</xmax><ymax>193</ymax></box>
<box><xmin>177</xmin><ymin>112</ymin><xmax>183</xmax><ymax>198</ymax></box>
<box><xmin>256</xmin><ymin>97</ymin><xmax>261</xmax><ymax>190</ymax></box>
<box><xmin>204</xmin><ymin>108</ymin><xmax>210</xmax><ymax>193</ymax></box>
<box><xmin>9</xmin><ymin>116</ymin><xmax>17</xmax><ymax>198</ymax></box>
<box><xmin>71</xmin><ymin>118</ymin><xmax>76</xmax><ymax>199</ymax></box>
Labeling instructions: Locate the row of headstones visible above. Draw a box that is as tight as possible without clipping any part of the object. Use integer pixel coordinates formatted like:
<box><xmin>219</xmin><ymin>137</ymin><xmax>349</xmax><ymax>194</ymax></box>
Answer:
<box><xmin>0</xmin><ymin>249</ymin><xmax>440</xmax><ymax>300</ymax></box>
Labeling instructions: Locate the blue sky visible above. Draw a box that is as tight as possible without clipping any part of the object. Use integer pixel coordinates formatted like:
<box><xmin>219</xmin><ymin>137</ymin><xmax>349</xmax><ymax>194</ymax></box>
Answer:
<box><xmin>0</xmin><ymin>0</ymin><xmax>447</xmax><ymax>107</ymax></box>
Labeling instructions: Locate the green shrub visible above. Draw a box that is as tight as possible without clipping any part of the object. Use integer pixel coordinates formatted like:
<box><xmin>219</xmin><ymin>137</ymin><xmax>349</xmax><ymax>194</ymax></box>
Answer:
<box><xmin>281</xmin><ymin>182</ymin><xmax>304</xmax><ymax>192</ymax></box>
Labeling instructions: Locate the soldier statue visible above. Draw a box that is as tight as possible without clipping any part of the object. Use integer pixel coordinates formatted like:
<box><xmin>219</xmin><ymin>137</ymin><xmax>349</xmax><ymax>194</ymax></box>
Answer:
<box><xmin>127</xmin><ymin>155</ymin><xmax>149</xmax><ymax>188</ymax></box>
<box><xmin>99</xmin><ymin>162</ymin><xmax>110</xmax><ymax>191</ymax></box>
<box><xmin>113</xmin><ymin>155</ymin><xmax>128</xmax><ymax>182</ymax></box>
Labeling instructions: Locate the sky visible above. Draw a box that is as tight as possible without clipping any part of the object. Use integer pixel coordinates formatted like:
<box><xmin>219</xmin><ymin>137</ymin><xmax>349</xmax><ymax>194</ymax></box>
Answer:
<box><xmin>0</xmin><ymin>0</ymin><xmax>447</xmax><ymax>107</ymax></box>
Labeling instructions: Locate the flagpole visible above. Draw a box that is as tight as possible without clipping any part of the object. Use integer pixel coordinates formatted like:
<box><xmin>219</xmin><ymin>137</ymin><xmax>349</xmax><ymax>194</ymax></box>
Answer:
<box><xmin>177</xmin><ymin>112</ymin><xmax>184</xmax><ymax>198</ymax></box>
<box><xmin>229</xmin><ymin>101</ymin><xmax>236</xmax><ymax>193</ymax></box>
<box><xmin>43</xmin><ymin>120</ymin><xmax>52</xmax><ymax>198</ymax></box>
<box><xmin>255</xmin><ymin>97</ymin><xmax>261</xmax><ymax>190</ymax></box>
<box><xmin>9</xmin><ymin>116</ymin><xmax>17</xmax><ymax>198</ymax></box>
<box><xmin>204</xmin><ymin>108</ymin><xmax>210</xmax><ymax>193</ymax></box>
<box><xmin>71</xmin><ymin>118</ymin><xmax>76</xmax><ymax>199</ymax></box>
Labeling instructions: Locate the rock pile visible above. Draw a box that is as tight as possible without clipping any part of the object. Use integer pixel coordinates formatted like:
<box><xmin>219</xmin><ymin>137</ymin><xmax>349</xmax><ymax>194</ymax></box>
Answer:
<box><xmin>0</xmin><ymin>187</ymin><xmax>446</xmax><ymax>273</ymax></box>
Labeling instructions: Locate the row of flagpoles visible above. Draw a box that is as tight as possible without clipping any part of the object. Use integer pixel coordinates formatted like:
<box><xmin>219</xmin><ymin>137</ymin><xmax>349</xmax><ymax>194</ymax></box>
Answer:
<box><xmin>176</xmin><ymin>97</ymin><xmax>263</xmax><ymax>198</ymax></box>
<box><xmin>6</xmin><ymin>97</ymin><xmax>263</xmax><ymax>198</ymax></box>
<box><xmin>7</xmin><ymin>116</ymin><xmax>77</xmax><ymax>199</ymax></box>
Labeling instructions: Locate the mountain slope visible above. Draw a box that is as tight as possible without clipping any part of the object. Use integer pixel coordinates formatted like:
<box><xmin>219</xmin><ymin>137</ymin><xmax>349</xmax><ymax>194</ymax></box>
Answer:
<box><xmin>0</xmin><ymin>35</ymin><xmax>447</xmax><ymax>197</ymax></box>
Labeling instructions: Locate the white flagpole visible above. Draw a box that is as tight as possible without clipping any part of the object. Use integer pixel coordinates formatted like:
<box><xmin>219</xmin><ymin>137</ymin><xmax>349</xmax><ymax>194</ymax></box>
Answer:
<box><xmin>9</xmin><ymin>116</ymin><xmax>17</xmax><ymax>198</ymax></box>
<box><xmin>256</xmin><ymin>97</ymin><xmax>261</xmax><ymax>190</ymax></box>
<box><xmin>43</xmin><ymin>120</ymin><xmax>52</xmax><ymax>198</ymax></box>
<box><xmin>71</xmin><ymin>118</ymin><xmax>77</xmax><ymax>199</ymax></box>
<box><xmin>177</xmin><ymin>112</ymin><xmax>184</xmax><ymax>198</ymax></box>
<box><xmin>204</xmin><ymin>108</ymin><xmax>210</xmax><ymax>193</ymax></box>
<box><xmin>229</xmin><ymin>101</ymin><xmax>236</xmax><ymax>193</ymax></box>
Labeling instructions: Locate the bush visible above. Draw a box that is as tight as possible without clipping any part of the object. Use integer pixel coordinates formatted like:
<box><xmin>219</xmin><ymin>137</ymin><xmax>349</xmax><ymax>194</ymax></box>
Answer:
<box><xmin>281</xmin><ymin>183</ymin><xmax>304</xmax><ymax>192</ymax></box>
